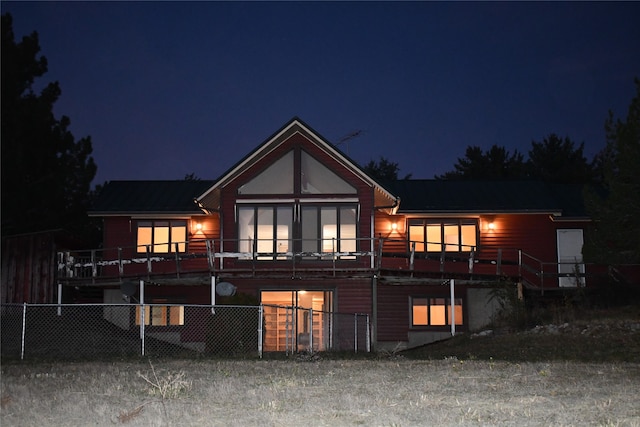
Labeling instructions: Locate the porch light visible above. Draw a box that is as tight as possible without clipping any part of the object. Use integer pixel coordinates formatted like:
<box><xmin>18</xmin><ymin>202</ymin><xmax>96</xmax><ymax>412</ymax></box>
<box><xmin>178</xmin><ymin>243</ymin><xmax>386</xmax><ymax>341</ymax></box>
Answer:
<box><xmin>488</xmin><ymin>222</ymin><xmax>495</xmax><ymax>231</ymax></box>
<box><xmin>195</xmin><ymin>223</ymin><xmax>203</xmax><ymax>231</ymax></box>
<box><xmin>391</xmin><ymin>222</ymin><xmax>398</xmax><ymax>231</ymax></box>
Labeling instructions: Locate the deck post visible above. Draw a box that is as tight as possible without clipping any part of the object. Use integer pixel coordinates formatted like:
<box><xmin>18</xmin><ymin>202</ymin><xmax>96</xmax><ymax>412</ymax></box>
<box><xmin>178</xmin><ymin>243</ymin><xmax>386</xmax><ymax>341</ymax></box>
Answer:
<box><xmin>139</xmin><ymin>280</ymin><xmax>145</xmax><ymax>355</ymax></box>
<box><xmin>409</xmin><ymin>241</ymin><xmax>416</xmax><ymax>276</ymax></box>
<box><xmin>450</xmin><ymin>279</ymin><xmax>456</xmax><ymax>337</ymax></box>
<box><xmin>354</xmin><ymin>313</ymin><xmax>358</xmax><ymax>353</ymax></box>
<box><xmin>117</xmin><ymin>248</ymin><xmax>123</xmax><ymax>278</ymax></box>
<box><xmin>210</xmin><ymin>276</ymin><xmax>216</xmax><ymax>314</ymax></box>
<box><xmin>57</xmin><ymin>283</ymin><xmax>62</xmax><ymax>316</ymax></box>
<box><xmin>258</xmin><ymin>304</ymin><xmax>264</xmax><ymax>358</ymax></box>
<box><xmin>174</xmin><ymin>243</ymin><xmax>181</xmax><ymax>278</ymax></box>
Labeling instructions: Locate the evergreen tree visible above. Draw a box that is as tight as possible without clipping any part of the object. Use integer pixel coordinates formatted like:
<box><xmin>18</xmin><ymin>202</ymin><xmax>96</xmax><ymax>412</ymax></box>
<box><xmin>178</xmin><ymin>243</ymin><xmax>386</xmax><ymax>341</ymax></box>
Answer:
<box><xmin>1</xmin><ymin>13</ymin><xmax>97</xmax><ymax>236</ymax></box>
<box><xmin>363</xmin><ymin>157</ymin><xmax>412</xmax><ymax>182</ymax></box>
<box><xmin>583</xmin><ymin>79</ymin><xmax>640</xmax><ymax>264</ymax></box>
<box><xmin>436</xmin><ymin>145</ymin><xmax>526</xmax><ymax>180</ymax></box>
<box><xmin>527</xmin><ymin>134</ymin><xmax>595</xmax><ymax>184</ymax></box>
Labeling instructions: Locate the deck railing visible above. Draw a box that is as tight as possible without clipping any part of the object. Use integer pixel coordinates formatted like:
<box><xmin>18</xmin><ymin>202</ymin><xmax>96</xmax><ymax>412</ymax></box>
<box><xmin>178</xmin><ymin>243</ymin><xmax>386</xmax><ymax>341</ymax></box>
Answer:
<box><xmin>57</xmin><ymin>237</ymin><xmax>568</xmax><ymax>289</ymax></box>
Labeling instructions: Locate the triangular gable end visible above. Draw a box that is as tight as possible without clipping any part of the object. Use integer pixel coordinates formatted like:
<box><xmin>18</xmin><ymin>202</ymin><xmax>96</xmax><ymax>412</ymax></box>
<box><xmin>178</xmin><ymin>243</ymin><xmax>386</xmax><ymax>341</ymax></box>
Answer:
<box><xmin>196</xmin><ymin>118</ymin><xmax>398</xmax><ymax>211</ymax></box>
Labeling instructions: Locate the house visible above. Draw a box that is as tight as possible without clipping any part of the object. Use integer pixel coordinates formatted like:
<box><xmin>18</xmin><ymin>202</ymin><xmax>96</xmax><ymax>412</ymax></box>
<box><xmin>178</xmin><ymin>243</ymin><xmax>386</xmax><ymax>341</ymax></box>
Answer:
<box><xmin>62</xmin><ymin>118</ymin><xmax>596</xmax><ymax>351</ymax></box>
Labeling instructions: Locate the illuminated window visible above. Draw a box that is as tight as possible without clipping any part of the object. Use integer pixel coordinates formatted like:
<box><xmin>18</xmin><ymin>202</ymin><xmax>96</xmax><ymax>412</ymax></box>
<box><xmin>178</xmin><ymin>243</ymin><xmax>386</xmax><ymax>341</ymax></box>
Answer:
<box><xmin>301</xmin><ymin>205</ymin><xmax>357</xmax><ymax>259</ymax></box>
<box><xmin>136</xmin><ymin>300</ymin><xmax>184</xmax><ymax>326</ymax></box>
<box><xmin>411</xmin><ymin>297</ymin><xmax>463</xmax><ymax>327</ymax></box>
<box><xmin>408</xmin><ymin>219</ymin><xmax>477</xmax><ymax>253</ymax></box>
<box><xmin>137</xmin><ymin>221</ymin><xmax>186</xmax><ymax>253</ymax></box>
<box><xmin>238</xmin><ymin>206</ymin><xmax>293</xmax><ymax>260</ymax></box>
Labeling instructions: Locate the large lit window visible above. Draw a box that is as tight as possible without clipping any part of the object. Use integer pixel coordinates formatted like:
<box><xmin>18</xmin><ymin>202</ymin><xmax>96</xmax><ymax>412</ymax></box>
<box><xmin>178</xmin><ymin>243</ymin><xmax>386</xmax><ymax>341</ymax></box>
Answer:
<box><xmin>301</xmin><ymin>205</ymin><xmax>357</xmax><ymax>259</ymax></box>
<box><xmin>137</xmin><ymin>221</ymin><xmax>187</xmax><ymax>253</ymax></box>
<box><xmin>238</xmin><ymin>206</ymin><xmax>293</xmax><ymax>260</ymax></box>
<box><xmin>411</xmin><ymin>297</ymin><xmax>463</xmax><ymax>327</ymax></box>
<box><xmin>409</xmin><ymin>219</ymin><xmax>477</xmax><ymax>253</ymax></box>
<box><xmin>136</xmin><ymin>300</ymin><xmax>184</xmax><ymax>326</ymax></box>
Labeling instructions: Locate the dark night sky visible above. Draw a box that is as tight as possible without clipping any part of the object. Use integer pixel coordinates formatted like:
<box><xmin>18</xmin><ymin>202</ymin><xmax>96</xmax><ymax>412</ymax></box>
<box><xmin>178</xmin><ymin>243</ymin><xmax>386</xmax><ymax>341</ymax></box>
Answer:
<box><xmin>3</xmin><ymin>1</ymin><xmax>639</xmax><ymax>185</ymax></box>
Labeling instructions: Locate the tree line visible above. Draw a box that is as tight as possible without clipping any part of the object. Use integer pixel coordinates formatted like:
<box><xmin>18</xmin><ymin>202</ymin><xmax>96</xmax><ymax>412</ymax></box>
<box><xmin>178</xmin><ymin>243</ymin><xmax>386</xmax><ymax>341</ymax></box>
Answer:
<box><xmin>2</xmin><ymin>12</ymin><xmax>638</xmax><ymax>265</ymax></box>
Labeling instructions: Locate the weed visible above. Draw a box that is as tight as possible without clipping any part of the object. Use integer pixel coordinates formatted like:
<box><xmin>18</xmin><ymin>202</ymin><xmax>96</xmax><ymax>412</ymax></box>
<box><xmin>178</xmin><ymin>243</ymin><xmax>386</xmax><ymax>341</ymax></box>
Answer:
<box><xmin>116</xmin><ymin>404</ymin><xmax>144</xmax><ymax>424</ymax></box>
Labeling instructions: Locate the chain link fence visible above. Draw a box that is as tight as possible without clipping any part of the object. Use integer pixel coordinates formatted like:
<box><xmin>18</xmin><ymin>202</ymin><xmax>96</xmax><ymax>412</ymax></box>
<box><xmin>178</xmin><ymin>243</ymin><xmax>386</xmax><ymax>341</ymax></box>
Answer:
<box><xmin>1</xmin><ymin>303</ymin><xmax>370</xmax><ymax>361</ymax></box>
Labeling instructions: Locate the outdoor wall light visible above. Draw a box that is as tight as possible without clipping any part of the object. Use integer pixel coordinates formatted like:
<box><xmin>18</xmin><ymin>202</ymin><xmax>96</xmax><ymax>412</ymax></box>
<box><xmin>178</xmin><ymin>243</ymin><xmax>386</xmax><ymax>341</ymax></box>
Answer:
<box><xmin>488</xmin><ymin>222</ymin><xmax>495</xmax><ymax>231</ymax></box>
<box><xmin>391</xmin><ymin>222</ymin><xmax>398</xmax><ymax>231</ymax></box>
<box><xmin>193</xmin><ymin>222</ymin><xmax>203</xmax><ymax>233</ymax></box>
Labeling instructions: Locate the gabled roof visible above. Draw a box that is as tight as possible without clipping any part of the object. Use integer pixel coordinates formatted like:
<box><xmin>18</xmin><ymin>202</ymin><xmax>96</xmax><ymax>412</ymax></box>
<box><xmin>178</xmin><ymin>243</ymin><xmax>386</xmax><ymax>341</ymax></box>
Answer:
<box><xmin>90</xmin><ymin>180</ymin><xmax>215</xmax><ymax>216</ymax></box>
<box><xmin>384</xmin><ymin>180</ymin><xmax>588</xmax><ymax>217</ymax></box>
<box><xmin>196</xmin><ymin>117</ymin><xmax>399</xmax><ymax>213</ymax></box>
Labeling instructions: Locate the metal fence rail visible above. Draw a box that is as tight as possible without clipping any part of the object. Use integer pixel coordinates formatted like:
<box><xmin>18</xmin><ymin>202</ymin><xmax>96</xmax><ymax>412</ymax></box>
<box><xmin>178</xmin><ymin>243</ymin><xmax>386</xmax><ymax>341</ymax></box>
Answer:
<box><xmin>0</xmin><ymin>303</ymin><xmax>370</xmax><ymax>361</ymax></box>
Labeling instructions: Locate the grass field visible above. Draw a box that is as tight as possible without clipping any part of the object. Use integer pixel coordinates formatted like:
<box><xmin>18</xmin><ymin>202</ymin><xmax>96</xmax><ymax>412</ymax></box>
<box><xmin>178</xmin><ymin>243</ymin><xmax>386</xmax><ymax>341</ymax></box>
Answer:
<box><xmin>2</xmin><ymin>305</ymin><xmax>639</xmax><ymax>426</ymax></box>
<box><xmin>2</xmin><ymin>358</ymin><xmax>639</xmax><ymax>426</ymax></box>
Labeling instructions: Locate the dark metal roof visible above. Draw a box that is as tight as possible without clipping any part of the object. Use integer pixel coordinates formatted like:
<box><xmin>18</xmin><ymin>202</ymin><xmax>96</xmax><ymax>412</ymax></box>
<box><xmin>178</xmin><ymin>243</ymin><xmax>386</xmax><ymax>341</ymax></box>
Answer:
<box><xmin>383</xmin><ymin>180</ymin><xmax>588</xmax><ymax>216</ymax></box>
<box><xmin>90</xmin><ymin>180</ymin><xmax>216</xmax><ymax>215</ymax></box>
<box><xmin>91</xmin><ymin>179</ymin><xmax>588</xmax><ymax>217</ymax></box>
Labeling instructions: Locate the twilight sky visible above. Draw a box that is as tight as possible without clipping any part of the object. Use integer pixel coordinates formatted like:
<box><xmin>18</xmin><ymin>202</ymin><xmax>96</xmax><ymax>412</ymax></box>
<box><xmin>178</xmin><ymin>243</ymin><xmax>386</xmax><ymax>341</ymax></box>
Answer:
<box><xmin>3</xmin><ymin>1</ymin><xmax>639</xmax><ymax>186</ymax></box>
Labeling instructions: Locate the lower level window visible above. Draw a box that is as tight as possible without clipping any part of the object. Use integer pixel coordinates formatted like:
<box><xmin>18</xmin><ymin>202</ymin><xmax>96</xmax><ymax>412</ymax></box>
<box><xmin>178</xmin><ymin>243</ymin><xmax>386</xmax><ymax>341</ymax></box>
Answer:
<box><xmin>136</xmin><ymin>301</ymin><xmax>184</xmax><ymax>326</ymax></box>
<box><xmin>411</xmin><ymin>297</ymin><xmax>463</xmax><ymax>327</ymax></box>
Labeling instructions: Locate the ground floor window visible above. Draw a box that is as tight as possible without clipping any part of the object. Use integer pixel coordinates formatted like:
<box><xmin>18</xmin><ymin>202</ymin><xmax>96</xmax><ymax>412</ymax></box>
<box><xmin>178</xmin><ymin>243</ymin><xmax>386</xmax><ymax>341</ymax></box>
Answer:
<box><xmin>136</xmin><ymin>299</ymin><xmax>184</xmax><ymax>326</ymax></box>
<box><xmin>411</xmin><ymin>297</ymin><xmax>463</xmax><ymax>327</ymax></box>
<box><xmin>261</xmin><ymin>290</ymin><xmax>332</xmax><ymax>352</ymax></box>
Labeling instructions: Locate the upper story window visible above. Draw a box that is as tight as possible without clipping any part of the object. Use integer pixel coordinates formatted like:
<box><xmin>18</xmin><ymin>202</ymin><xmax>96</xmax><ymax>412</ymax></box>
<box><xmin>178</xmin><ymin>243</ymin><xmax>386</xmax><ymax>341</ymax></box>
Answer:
<box><xmin>237</xmin><ymin>149</ymin><xmax>357</xmax><ymax>196</ymax></box>
<box><xmin>237</xmin><ymin>204</ymin><xmax>358</xmax><ymax>260</ymax></box>
<box><xmin>235</xmin><ymin>147</ymin><xmax>359</xmax><ymax>260</ymax></box>
<box><xmin>408</xmin><ymin>219</ymin><xmax>477</xmax><ymax>253</ymax></box>
<box><xmin>301</xmin><ymin>205</ymin><xmax>357</xmax><ymax>259</ymax></box>
<box><xmin>137</xmin><ymin>220</ymin><xmax>187</xmax><ymax>254</ymax></box>
<box><xmin>238</xmin><ymin>206</ymin><xmax>293</xmax><ymax>260</ymax></box>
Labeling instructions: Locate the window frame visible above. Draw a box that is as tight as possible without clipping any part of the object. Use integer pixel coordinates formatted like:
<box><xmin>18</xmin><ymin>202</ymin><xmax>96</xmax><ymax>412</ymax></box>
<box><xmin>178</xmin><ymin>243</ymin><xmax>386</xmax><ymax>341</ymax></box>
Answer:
<box><xmin>136</xmin><ymin>220</ymin><xmax>187</xmax><ymax>254</ymax></box>
<box><xmin>410</xmin><ymin>296</ymin><xmax>464</xmax><ymax>328</ymax></box>
<box><xmin>136</xmin><ymin>299</ymin><xmax>185</xmax><ymax>327</ymax></box>
<box><xmin>300</xmin><ymin>204</ymin><xmax>358</xmax><ymax>260</ymax></box>
<box><xmin>237</xmin><ymin>205</ymin><xmax>294</xmax><ymax>260</ymax></box>
<box><xmin>408</xmin><ymin>219</ymin><xmax>478</xmax><ymax>253</ymax></box>
<box><xmin>236</xmin><ymin>203</ymin><xmax>359</xmax><ymax>261</ymax></box>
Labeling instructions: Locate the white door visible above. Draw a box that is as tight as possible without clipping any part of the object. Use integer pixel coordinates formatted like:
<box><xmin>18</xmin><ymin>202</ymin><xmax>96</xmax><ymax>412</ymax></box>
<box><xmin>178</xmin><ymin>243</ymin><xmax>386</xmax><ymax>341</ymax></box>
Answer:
<box><xmin>557</xmin><ymin>229</ymin><xmax>585</xmax><ymax>287</ymax></box>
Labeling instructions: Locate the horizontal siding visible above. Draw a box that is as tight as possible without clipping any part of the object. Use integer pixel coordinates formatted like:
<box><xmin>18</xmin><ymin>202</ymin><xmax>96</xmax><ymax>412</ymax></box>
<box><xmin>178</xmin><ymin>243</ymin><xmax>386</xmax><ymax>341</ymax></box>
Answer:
<box><xmin>376</xmin><ymin>283</ymin><xmax>466</xmax><ymax>342</ymax></box>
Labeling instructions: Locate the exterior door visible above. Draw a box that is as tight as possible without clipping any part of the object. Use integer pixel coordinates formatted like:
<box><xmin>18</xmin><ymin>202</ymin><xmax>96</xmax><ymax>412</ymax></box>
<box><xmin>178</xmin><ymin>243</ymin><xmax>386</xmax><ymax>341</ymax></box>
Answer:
<box><xmin>261</xmin><ymin>290</ymin><xmax>331</xmax><ymax>352</ymax></box>
<box><xmin>557</xmin><ymin>229</ymin><xmax>585</xmax><ymax>287</ymax></box>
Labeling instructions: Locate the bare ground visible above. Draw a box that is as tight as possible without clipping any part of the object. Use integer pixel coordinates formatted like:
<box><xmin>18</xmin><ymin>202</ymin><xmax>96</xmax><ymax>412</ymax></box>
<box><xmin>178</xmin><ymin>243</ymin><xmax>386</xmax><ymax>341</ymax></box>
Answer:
<box><xmin>1</xmin><ymin>358</ymin><xmax>639</xmax><ymax>426</ymax></box>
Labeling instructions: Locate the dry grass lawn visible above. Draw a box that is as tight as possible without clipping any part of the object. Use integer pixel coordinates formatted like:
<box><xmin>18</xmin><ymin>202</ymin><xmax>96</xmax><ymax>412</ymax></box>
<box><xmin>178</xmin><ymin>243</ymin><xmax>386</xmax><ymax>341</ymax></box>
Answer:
<box><xmin>2</xmin><ymin>358</ymin><xmax>639</xmax><ymax>426</ymax></box>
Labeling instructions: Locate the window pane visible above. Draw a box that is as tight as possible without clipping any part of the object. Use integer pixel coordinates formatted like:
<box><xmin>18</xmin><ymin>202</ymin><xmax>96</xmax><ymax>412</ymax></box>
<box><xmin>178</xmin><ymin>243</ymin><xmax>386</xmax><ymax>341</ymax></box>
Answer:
<box><xmin>256</xmin><ymin>208</ymin><xmax>274</xmax><ymax>255</ymax></box>
<box><xmin>154</xmin><ymin>222</ymin><xmax>170</xmax><ymax>253</ymax></box>
<box><xmin>409</xmin><ymin>225</ymin><xmax>425</xmax><ymax>252</ymax></box>
<box><xmin>461</xmin><ymin>224</ymin><xmax>476</xmax><ymax>252</ymax></box>
<box><xmin>138</xmin><ymin>222</ymin><xmax>153</xmax><ymax>251</ymax></box>
<box><xmin>412</xmin><ymin>298</ymin><xmax>428</xmax><ymax>326</ymax></box>
<box><xmin>301</xmin><ymin>207</ymin><xmax>318</xmax><ymax>254</ymax></box>
<box><xmin>169</xmin><ymin>306</ymin><xmax>184</xmax><ymax>325</ymax></box>
<box><xmin>152</xmin><ymin>306</ymin><xmax>167</xmax><ymax>326</ymax></box>
<box><xmin>426</xmin><ymin>225</ymin><xmax>441</xmax><ymax>252</ymax></box>
<box><xmin>238</xmin><ymin>208</ymin><xmax>255</xmax><ymax>252</ymax></box>
<box><xmin>443</xmin><ymin>224</ymin><xmax>459</xmax><ymax>251</ymax></box>
<box><xmin>301</xmin><ymin>151</ymin><xmax>356</xmax><ymax>194</ymax></box>
<box><xmin>321</xmin><ymin>208</ymin><xmax>337</xmax><ymax>253</ymax></box>
<box><xmin>172</xmin><ymin>224</ymin><xmax>187</xmax><ymax>252</ymax></box>
<box><xmin>276</xmin><ymin>207</ymin><xmax>292</xmax><ymax>257</ymax></box>
<box><xmin>430</xmin><ymin>298</ymin><xmax>447</xmax><ymax>325</ymax></box>
<box><xmin>238</xmin><ymin>151</ymin><xmax>294</xmax><ymax>194</ymax></box>
<box><xmin>339</xmin><ymin>207</ymin><xmax>357</xmax><ymax>254</ymax></box>
<box><xmin>136</xmin><ymin>305</ymin><xmax>151</xmax><ymax>325</ymax></box>
<box><xmin>448</xmin><ymin>299</ymin><xmax>464</xmax><ymax>326</ymax></box>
